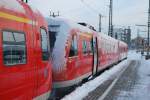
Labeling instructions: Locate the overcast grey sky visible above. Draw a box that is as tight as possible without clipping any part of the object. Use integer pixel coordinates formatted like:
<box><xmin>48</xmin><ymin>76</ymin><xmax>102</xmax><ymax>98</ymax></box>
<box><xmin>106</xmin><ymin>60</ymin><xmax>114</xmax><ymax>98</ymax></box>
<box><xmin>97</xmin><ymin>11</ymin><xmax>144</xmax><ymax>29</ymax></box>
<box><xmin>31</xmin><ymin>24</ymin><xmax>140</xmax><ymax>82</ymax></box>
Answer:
<box><xmin>29</xmin><ymin>0</ymin><xmax>149</xmax><ymax>38</ymax></box>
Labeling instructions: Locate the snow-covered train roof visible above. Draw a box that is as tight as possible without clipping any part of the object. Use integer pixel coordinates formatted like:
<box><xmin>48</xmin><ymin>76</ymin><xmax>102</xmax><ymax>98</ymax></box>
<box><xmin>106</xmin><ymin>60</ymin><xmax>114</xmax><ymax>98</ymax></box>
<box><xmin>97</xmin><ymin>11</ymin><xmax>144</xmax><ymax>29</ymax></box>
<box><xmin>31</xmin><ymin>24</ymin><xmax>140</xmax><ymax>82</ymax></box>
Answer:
<box><xmin>0</xmin><ymin>0</ymin><xmax>41</xmax><ymax>16</ymax></box>
<box><xmin>99</xmin><ymin>32</ymin><xmax>118</xmax><ymax>43</ymax></box>
<box><xmin>119</xmin><ymin>40</ymin><xmax>127</xmax><ymax>46</ymax></box>
<box><xmin>46</xmin><ymin>17</ymin><xmax>127</xmax><ymax>46</ymax></box>
<box><xmin>47</xmin><ymin>18</ymin><xmax>127</xmax><ymax>73</ymax></box>
<box><xmin>46</xmin><ymin>18</ymin><xmax>94</xmax><ymax>34</ymax></box>
<box><xmin>0</xmin><ymin>0</ymin><xmax>25</xmax><ymax>14</ymax></box>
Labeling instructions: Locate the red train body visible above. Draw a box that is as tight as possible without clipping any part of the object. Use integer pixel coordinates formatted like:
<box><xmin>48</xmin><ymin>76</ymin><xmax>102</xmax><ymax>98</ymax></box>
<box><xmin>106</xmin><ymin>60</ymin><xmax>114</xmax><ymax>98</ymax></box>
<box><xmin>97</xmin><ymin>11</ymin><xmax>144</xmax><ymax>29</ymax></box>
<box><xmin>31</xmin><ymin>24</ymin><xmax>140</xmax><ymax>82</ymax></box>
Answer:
<box><xmin>47</xmin><ymin>18</ymin><xmax>128</xmax><ymax>88</ymax></box>
<box><xmin>0</xmin><ymin>0</ymin><xmax>128</xmax><ymax>99</ymax></box>
<box><xmin>0</xmin><ymin>0</ymin><xmax>52</xmax><ymax>99</ymax></box>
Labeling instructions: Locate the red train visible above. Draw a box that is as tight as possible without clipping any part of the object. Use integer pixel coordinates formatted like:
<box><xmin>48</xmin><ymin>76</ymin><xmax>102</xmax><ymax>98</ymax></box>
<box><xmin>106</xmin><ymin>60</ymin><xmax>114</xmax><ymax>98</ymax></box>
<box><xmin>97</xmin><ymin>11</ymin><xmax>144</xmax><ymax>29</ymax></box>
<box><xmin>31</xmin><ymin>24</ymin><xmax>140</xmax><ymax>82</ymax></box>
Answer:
<box><xmin>47</xmin><ymin>18</ymin><xmax>128</xmax><ymax>89</ymax></box>
<box><xmin>0</xmin><ymin>0</ymin><xmax>52</xmax><ymax>99</ymax></box>
<box><xmin>0</xmin><ymin>0</ymin><xmax>128</xmax><ymax>99</ymax></box>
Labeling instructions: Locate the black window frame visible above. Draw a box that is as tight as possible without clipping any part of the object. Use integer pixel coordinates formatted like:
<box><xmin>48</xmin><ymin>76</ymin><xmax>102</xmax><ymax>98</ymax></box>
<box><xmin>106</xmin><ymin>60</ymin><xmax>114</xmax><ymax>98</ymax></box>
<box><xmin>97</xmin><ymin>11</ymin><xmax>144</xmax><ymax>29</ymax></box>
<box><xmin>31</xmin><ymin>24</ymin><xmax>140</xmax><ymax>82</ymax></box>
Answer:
<box><xmin>69</xmin><ymin>35</ymin><xmax>78</xmax><ymax>57</ymax></box>
<box><xmin>40</xmin><ymin>27</ymin><xmax>50</xmax><ymax>61</ymax></box>
<box><xmin>2</xmin><ymin>30</ymin><xmax>27</xmax><ymax>66</ymax></box>
<box><xmin>82</xmin><ymin>40</ymin><xmax>88</xmax><ymax>54</ymax></box>
<box><xmin>89</xmin><ymin>40</ymin><xmax>93</xmax><ymax>54</ymax></box>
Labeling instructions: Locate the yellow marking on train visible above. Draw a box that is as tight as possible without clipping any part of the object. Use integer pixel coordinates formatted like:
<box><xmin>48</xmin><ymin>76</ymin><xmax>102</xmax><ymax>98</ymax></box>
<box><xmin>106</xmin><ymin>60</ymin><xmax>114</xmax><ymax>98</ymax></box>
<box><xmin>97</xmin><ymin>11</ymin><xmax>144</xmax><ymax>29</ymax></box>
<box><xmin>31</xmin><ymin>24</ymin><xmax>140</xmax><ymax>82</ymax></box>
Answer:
<box><xmin>0</xmin><ymin>11</ymin><xmax>33</xmax><ymax>24</ymax></box>
<box><xmin>80</xmin><ymin>33</ymin><xmax>92</xmax><ymax>38</ymax></box>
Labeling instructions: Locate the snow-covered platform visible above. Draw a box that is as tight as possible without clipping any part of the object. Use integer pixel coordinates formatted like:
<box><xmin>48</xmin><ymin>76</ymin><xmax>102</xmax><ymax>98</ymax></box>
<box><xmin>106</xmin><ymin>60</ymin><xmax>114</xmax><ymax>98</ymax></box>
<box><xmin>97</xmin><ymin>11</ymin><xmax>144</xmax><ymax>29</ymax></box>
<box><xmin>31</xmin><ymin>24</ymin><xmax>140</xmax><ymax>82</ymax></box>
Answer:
<box><xmin>103</xmin><ymin>52</ymin><xmax>150</xmax><ymax>100</ymax></box>
<box><xmin>62</xmin><ymin>51</ymin><xmax>150</xmax><ymax>100</ymax></box>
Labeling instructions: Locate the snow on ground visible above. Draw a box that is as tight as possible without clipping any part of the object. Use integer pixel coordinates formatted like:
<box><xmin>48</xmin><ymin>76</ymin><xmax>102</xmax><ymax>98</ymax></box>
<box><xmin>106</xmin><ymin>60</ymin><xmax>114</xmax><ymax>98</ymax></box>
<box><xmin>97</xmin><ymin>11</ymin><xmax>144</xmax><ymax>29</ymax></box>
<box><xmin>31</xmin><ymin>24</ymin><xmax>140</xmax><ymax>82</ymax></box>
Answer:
<box><xmin>127</xmin><ymin>50</ymin><xmax>141</xmax><ymax>60</ymax></box>
<box><xmin>62</xmin><ymin>55</ymin><xmax>133</xmax><ymax>100</ymax></box>
<box><xmin>136</xmin><ymin>59</ymin><xmax>150</xmax><ymax>99</ymax></box>
<box><xmin>125</xmin><ymin>60</ymin><xmax>150</xmax><ymax>100</ymax></box>
<box><xmin>62</xmin><ymin>51</ymin><xmax>150</xmax><ymax>100</ymax></box>
<box><xmin>116</xmin><ymin>51</ymin><xmax>150</xmax><ymax>100</ymax></box>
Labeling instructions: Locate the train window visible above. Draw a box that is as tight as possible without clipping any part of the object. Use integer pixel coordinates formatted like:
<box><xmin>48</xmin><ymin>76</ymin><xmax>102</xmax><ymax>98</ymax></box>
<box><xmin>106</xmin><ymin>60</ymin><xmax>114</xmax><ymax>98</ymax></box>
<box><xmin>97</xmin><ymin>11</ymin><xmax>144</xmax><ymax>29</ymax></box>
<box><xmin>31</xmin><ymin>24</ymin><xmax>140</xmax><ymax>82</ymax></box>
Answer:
<box><xmin>69</xmin><ymin>36</ymin><xmax>78</xmax><ymax>57</ymax></box>
<box><xmin>89</xmin><ymin>41</ymin><xmax>93</xmax><ymax>53</ymax></box>
<box><xmin>2</xmin><ymin>31</ymin><xmax>26</xmax><ymax>66</ymax></box>
<box><xmin>48</xmin><ymin>25</ymin><xmax>60</xmax><ymax>52</ymax></box>
<box><xmin>49</xmin><ymin>31</ymin><xmax>57</xmax><ymax>52</ymax></box>
<box><xmin>82</xmin><ymin>40</ymin><xmax>88</xmax><ymax>54</ymax></box>
<box><xmin>41</xmin><ymin>28</ymin><xmax>49</xmax><ymax>61</ymax></box>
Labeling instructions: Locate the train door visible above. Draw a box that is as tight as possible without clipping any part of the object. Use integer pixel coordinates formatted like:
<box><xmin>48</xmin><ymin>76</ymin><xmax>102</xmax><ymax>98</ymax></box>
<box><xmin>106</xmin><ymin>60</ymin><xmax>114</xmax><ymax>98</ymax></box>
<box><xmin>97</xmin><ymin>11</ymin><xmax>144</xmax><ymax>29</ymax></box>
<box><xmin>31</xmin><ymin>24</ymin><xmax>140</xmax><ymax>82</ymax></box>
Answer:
<box><xmin>67</xmin><ymin>35</ymin><xmax>79</xmax><ymax>79</ymax></box>
<box><xmin>92</xmin><ymin>37</ymin><xmax>98</xmax><ymax>75</ymax></box>
<box><xmin>117</xmin><ymin>41</ymin><xmax>120</xmax><ymax>61</ymax></box>
<box><xmin>35</xmin><ymin>27</ymin><xmax>50</xmax><ymax>99</ymax></box>
<box><xmin>81</xmin><ymin>39</ymin><xmax>90</xmax><ymax>75</ymax></box>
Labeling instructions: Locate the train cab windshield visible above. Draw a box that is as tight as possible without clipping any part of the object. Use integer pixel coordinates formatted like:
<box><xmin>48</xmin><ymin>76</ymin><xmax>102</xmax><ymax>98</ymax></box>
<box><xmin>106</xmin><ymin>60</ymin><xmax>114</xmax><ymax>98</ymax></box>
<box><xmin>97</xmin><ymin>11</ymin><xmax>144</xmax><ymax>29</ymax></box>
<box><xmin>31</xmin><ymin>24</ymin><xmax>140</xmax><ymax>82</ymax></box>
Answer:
<box><xmin>48</xmin><ymin>25</ymin><xmax>60</xmax><ymax>52</ymax></box>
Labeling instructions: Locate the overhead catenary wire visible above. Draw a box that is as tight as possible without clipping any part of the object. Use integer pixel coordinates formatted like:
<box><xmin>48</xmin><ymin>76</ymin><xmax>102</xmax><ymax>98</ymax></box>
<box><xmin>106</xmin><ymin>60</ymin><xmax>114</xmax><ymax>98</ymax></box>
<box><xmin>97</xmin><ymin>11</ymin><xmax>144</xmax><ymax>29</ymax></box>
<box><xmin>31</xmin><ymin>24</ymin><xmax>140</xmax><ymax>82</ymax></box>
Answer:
<box><xmin>80</xmin><ymin>0</ymin><xmax>105</xmax><ymax>32</ymax></box>
<box><xmin>80</xmin><ymin>0</ymin><xmax>101</xmax><ymax>14</ymax></box>
<box><xmin>62</xmin><ymin>0</ymin><xmax>102</xmax><ymax>16</ymax></box>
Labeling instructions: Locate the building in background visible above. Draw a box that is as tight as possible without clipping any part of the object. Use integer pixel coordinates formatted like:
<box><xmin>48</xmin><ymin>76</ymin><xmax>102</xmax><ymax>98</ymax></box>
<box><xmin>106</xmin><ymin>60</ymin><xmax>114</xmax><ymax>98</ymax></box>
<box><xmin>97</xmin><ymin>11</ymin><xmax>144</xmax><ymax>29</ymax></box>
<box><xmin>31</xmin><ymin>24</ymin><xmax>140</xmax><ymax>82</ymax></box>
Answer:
<box><xmin>113</xmin><ymin>26</ymin><xmax>131</xmax><ymax>48</ymax></box>
<box><xmin>130</xmin><ymin>36</ymin><xmax>149</xmax><ymax>52</ymax></box>
<box><xmin>113</xmin><ymin>28</ymin><xmax>124</xmax><ymax>40</ymax></box>
<box><xmin>124</xmin><ymin>26</ymin><xmax>131</xmax><ymax>47</ymax></box>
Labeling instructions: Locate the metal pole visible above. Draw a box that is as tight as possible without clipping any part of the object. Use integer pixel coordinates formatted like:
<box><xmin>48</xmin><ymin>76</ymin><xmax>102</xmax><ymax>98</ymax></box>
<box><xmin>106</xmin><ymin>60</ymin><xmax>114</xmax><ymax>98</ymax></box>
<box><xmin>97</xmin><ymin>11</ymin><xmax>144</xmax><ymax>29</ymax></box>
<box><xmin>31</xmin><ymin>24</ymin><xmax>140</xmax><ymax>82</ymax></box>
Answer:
<box><xmin>137</xmin><ymin>29</ymin><xmax>140</xmax><ymax>52</ymax></box>
<box><xmin>108</xmin><ymin>0</ymin><xmax>113</xmax><ymax>37</ymax></box>
<box><xmin>147</xmin><ymin>0</ymin><xmax>150</xmax><ymax>56</ymax></box>
<box><xmin>142</xmin><ymin>39</ymin><xmax>144</xmax><ymax>55</ymax></box>
<box><xmin>99</xmin><ymin>14</ymin><xmax>102</xmax><ymax>32</ymax></box>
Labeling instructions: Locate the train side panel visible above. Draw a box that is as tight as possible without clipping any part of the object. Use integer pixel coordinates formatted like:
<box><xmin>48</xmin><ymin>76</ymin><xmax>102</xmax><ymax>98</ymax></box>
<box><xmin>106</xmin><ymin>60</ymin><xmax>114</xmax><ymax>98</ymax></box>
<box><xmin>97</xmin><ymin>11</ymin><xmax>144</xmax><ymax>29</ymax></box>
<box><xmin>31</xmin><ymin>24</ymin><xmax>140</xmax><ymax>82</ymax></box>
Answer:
<box><xmin>52</xmin><ymin>30</ymin><xmax>93</xmax><ymax>88</ymax></box>
<box><xmin>97</xmin><ymin>34</ymin><xmax>119</xmax><ymax>71</ymax></box>
<box><xmin>33</xmin><ymin>11</ymin><xmax>52</xmax><ymax>100</ymax></box>
<box><xmin>0</xmin><ymin>8</ymin><xmax>35</xmax><ymax>100</ymax></box>
<box><xmin>0</xmin><ymin>1</ymin><xmax>52</xmax><ymax>99</ymax></box>
<box><xmin>118</xmin><ymin>41</ymin><xmax>128</xmax><ymax>61</ymax></box>
<box><xmin>66</xmin><ymin>31</ymin><xmax>93</xmax><ymax>82</ymax></box>
<box><xmin>47</xmin><ymin>18</ymin><xmax>128</xmax><ymax>89</ymax></box>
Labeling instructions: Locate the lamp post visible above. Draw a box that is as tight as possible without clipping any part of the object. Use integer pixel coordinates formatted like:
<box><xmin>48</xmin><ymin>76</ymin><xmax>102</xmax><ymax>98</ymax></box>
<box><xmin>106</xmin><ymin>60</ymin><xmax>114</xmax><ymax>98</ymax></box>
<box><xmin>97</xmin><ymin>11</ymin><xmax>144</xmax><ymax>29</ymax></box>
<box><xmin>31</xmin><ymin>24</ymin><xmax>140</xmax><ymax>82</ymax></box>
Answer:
<box><xmin>146</xmin><ymin>0</ymin><xmax>150</xmax><ymax>59</ymax></box>
<box><xmin>108</xmin><ymin>0</ymin><xmax>113</xmax><ymax>37</ymax></box>
<box><xmin>135</xmin><ymin>25</ymin><xmax>147</xmax><ymax>56</ymax></box>
<box><xmin>99</xmin><ymin>14</ymin><xmax>102</xmax><ymax>32</ymax></box>
<box><xmin>99</xmin><ymin>14</ymin><xmax>105</xmax><ymax>32</ymax></box>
